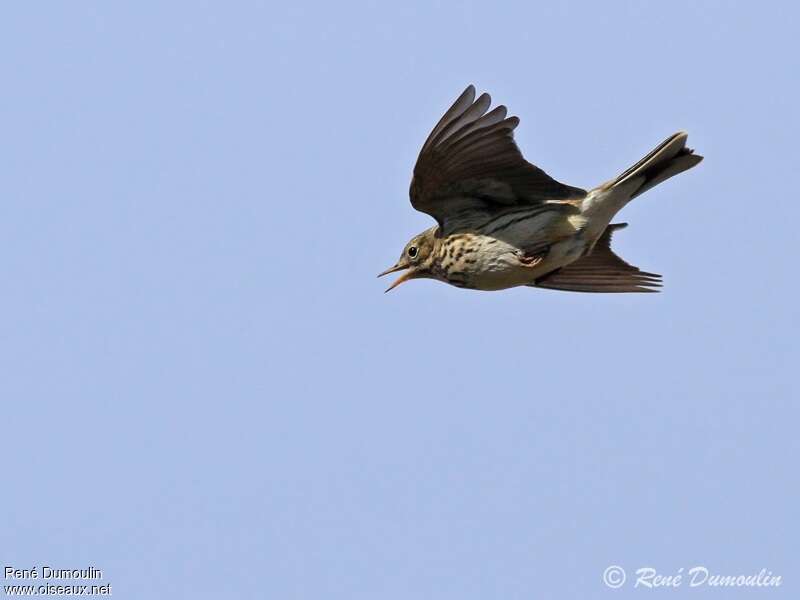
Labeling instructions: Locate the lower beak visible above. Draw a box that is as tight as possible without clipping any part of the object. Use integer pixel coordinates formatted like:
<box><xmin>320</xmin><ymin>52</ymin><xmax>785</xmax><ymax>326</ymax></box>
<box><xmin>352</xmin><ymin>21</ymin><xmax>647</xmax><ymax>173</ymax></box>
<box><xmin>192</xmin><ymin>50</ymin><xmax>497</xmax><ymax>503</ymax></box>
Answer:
<box><xmin>377</xmin><ymin>263</ymin><xmax>417</xmax><ymax>292</ymax></box>
<box><xmin>383</xmin><ymin>270</ymin><xmax>417</xmax><ymax>293</ymax></box>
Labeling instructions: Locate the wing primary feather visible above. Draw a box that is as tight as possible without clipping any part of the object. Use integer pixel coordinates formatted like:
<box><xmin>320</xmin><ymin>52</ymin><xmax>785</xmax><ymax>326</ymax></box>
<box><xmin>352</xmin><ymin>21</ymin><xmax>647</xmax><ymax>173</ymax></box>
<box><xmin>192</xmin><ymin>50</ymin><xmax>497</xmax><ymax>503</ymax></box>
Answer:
<box><xmin>439</xmin><ymin>116</ymin><xmax>519</xmax><ymax>155</ymax></box>
<box><xmin>442</xmin><ymin>105</ymin><xmax>509</xmax><ymax>147</ymax></box>
<box><xmin>428</xmin><ymin>92</ymin><xmax>492</xmax><ymax>150</ymax></box>
<box><xmin>410</xmin><ymin>87</ymin><xmax>587</xmax><ymax>230</ymax></box>
<box><xmin>420</xmin><ymin>85</ymin><xmax>476</xmax><ymax>153</ymax></box>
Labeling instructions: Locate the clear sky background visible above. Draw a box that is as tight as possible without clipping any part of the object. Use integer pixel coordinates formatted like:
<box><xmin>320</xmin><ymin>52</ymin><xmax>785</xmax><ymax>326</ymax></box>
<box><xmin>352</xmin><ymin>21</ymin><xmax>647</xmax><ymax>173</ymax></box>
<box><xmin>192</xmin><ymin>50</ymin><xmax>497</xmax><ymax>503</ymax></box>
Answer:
<box><xmin>1</xmin><ymin>2</ymin><xmax>798</xmax><ymax>598</ymax></box>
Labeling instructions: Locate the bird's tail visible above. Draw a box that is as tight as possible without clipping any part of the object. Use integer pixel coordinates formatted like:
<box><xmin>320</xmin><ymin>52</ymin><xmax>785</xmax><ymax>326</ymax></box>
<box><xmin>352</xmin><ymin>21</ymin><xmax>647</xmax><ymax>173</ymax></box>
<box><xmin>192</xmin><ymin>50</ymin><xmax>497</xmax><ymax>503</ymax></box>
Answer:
<box><xmin>610</xmin><ymin>131</ymin><xmax>703</xmax><ymax>200</ymax></box>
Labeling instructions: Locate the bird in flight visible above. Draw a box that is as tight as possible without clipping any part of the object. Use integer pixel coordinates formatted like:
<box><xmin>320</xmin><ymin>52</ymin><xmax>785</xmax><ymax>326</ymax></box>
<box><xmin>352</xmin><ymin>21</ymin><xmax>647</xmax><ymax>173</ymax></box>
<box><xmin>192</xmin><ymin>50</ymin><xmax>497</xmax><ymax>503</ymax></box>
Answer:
<box><xmin>379</xmin><ymin>85</ymin><xmax>702</xmax><ymax>293</ymax></box>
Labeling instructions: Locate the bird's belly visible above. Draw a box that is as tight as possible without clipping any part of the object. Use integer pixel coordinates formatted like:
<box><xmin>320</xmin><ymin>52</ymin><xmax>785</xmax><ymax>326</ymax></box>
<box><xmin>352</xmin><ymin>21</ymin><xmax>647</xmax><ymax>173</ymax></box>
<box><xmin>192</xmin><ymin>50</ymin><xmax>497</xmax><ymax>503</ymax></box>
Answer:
<box><xmin>455</xmin><ymin>233</ymin><xmax>587</xmax><ymax>291</ymax></box>
<box><xmin>468</xmin><ymin>246</ymin><xmax>532</xmax><ymax>290</ymax></box>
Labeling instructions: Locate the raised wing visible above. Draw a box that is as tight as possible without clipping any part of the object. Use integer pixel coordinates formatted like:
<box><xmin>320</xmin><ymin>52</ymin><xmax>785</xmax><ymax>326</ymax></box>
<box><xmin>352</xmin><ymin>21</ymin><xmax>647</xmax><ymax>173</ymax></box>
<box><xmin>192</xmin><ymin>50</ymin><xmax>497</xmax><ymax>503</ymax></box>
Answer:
<box><xmin>409</xmin><ymin>85</ymin><xmax>586</xmax><ymax>232</ymax></box>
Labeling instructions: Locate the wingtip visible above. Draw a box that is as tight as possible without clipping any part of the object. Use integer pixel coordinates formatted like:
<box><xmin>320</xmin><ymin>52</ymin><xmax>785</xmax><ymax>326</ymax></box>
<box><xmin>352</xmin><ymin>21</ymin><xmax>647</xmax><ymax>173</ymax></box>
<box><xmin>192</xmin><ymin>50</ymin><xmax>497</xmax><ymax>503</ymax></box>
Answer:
<box><xmin>475</xmin><ymin>91</ymin><xmax>492</xmax><ymax>108</ymax></box>
<box><xmin>672</xmin><ymin>131</ymin><xmax>689</xmax><ymax>146</ymax></box>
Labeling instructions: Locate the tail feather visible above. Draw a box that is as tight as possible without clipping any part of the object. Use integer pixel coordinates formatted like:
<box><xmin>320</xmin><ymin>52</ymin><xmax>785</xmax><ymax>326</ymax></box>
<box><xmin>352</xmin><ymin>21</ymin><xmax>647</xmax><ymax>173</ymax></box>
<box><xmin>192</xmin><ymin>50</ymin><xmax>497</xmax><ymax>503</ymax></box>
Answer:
<box><xmin>612</xmin><ymin>132</ymin><xmax>703</xmax><ymax>200</ymax></box>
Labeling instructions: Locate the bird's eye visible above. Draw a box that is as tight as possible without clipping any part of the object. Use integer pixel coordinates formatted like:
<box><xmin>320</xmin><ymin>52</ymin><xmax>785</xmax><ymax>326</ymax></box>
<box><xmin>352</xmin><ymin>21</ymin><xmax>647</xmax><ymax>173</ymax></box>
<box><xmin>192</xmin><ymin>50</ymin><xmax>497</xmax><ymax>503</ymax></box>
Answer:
<box><xmin>407</xmin><ymin>246</ymin><xmax>418</xmax><ymax>258</ymax></box>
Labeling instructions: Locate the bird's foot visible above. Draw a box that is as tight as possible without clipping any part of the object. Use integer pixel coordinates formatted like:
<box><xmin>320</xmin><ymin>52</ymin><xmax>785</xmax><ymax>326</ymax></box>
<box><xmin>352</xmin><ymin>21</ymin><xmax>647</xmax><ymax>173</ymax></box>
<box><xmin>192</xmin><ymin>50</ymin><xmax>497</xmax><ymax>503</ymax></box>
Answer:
<box><xmin>517</xmin><ymin>245</ymin><xmax>549</xmax><ymax>267</ymax></box>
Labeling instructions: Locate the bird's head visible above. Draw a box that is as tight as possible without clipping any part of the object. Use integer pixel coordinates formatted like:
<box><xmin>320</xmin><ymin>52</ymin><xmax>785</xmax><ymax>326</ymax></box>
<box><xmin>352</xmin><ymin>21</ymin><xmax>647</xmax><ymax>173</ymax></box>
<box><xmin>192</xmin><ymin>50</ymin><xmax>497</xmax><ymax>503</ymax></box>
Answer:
<box><xmin>378</xmin><ymin>227</ymin><xmax>438</xmax><ymax>292</ymax></box>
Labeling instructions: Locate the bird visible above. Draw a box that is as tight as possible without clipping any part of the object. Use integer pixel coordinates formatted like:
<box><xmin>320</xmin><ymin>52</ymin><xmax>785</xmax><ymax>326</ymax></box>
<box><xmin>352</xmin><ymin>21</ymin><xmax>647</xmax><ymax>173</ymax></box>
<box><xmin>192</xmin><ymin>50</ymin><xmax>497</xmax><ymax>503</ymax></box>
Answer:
<box><xmin>378</xmin><ymin>85</ymin><xmax>702</xmax><ymax>293</ymax></box>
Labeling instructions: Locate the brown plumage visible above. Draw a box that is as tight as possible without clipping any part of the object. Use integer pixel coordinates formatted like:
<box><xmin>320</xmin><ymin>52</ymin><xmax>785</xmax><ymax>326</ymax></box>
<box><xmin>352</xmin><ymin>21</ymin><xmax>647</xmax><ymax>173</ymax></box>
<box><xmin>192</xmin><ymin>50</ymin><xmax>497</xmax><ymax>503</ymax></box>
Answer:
<box><xmin>379</xmin><ymin>85</ymin><xmax>702</xmax><ymax>293</ymax></box>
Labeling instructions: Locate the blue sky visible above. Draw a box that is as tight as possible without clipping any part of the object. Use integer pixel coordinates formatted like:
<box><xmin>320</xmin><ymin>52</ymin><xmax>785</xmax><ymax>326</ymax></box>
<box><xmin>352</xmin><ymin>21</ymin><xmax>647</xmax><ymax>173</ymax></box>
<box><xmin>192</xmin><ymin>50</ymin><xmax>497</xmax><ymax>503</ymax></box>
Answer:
<box><xmin>1</xmin><ymin>1</ymin><xmax>797</xmax><ymax>598</ymax></box>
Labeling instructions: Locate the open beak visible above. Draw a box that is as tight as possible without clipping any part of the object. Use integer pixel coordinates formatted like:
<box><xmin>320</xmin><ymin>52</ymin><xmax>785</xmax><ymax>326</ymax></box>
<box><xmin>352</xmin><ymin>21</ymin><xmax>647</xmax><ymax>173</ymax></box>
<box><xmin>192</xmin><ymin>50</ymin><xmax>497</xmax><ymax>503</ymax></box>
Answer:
<box><xmin>377</xmin><ymin>263</ymin><xmax>415</xmax><ymax>293</ymax></box>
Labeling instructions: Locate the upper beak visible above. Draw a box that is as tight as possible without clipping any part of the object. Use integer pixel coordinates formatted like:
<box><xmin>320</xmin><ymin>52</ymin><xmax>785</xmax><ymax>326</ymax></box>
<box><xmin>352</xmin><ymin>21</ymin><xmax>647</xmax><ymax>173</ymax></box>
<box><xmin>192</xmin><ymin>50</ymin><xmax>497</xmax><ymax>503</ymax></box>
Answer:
<box><xmin>377</xmin><ymin>263</ymin><xmax>415</xmax><ymax>293</ymax></box>
<box><xmin>377</xmin><ymin>263</ymin><xmax>406</xmax><ymax>278</ymax></box>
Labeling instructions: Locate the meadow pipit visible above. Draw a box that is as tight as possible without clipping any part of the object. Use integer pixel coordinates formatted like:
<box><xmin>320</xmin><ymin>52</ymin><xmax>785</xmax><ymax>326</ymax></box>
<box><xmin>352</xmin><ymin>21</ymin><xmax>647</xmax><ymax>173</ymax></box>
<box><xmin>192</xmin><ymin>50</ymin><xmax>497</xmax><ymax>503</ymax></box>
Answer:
<box><xmin>379</xmin><ymin>85</ymin><xmax>702</xmax><ymax>293</ymax></box>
